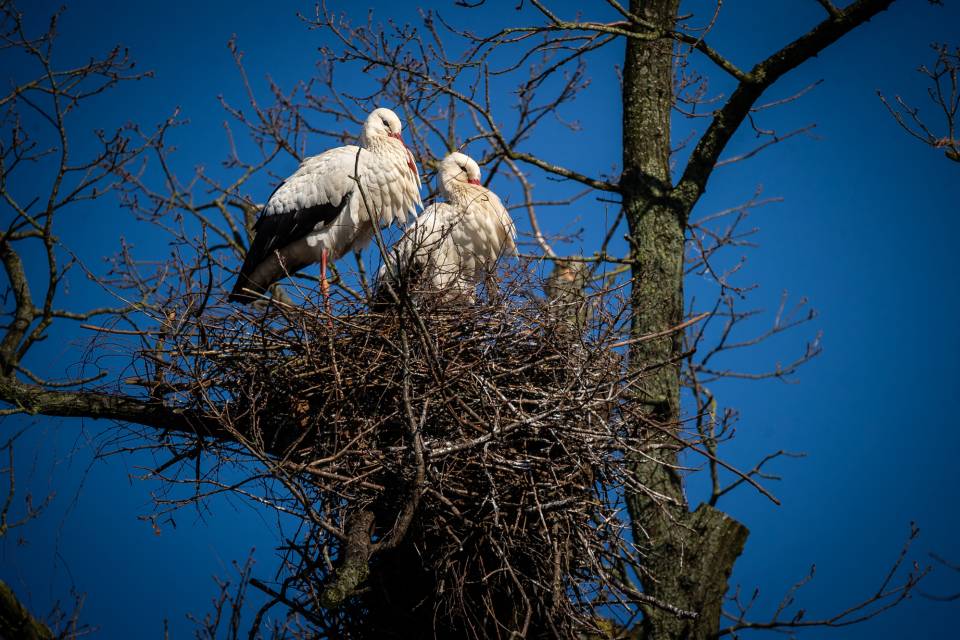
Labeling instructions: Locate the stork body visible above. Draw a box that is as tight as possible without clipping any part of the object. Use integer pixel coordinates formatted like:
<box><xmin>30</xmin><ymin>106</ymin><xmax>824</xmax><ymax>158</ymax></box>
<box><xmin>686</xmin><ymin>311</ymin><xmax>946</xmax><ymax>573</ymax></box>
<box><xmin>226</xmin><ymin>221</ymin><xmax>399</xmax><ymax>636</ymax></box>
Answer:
<box><xmin>378</xmin><ymin>152</ymin><xmax>516</xmax><ymax>302</ymax></box>
<box><xmin>229</xmin><ymin>108</ymin><xmax>422</xmax><ymax>303</ymax></box>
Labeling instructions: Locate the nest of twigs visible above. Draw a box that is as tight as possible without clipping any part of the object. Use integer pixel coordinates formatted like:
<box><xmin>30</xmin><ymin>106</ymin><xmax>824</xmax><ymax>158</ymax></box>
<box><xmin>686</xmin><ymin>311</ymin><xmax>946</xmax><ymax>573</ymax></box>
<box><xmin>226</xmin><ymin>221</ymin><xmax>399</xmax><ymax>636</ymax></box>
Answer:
<box><xmin>146</xmin><ymin>273</ymin><xmax>662</xmax><ymax>639</ymax></box>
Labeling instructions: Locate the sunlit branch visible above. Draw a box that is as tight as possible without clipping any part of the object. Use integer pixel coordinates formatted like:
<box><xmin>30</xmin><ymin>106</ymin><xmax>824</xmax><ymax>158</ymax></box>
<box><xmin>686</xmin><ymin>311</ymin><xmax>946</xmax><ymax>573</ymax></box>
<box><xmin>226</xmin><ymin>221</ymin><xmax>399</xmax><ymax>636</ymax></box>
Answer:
<box><xmin>675</xmin><ymin>0</ymin><xmax>896</xmax><ymax>213</ymax></box>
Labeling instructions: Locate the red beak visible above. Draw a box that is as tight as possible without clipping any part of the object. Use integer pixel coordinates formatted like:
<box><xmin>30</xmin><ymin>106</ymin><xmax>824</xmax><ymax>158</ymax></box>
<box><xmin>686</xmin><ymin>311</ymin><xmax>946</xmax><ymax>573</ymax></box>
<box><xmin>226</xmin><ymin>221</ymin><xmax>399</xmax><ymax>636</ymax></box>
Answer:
<box><xmin>387</xmin><ymin>132</ymin><xmax>417</xmax><ymax>178</ymax></box>
<box><xmin>468</xmin><ymin>178</ymin><xmax>481</xmax><ymax>186</ymax></box>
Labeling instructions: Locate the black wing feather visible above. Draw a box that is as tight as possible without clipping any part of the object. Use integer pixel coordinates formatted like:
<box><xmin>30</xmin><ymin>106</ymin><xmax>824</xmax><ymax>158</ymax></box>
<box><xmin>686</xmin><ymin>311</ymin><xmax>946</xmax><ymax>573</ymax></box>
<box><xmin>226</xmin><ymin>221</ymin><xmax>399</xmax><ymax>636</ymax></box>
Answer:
<box><xmin>229</xmin><ymin>192</ymin><xmax>351</xmax><ymax>303</ymax></box>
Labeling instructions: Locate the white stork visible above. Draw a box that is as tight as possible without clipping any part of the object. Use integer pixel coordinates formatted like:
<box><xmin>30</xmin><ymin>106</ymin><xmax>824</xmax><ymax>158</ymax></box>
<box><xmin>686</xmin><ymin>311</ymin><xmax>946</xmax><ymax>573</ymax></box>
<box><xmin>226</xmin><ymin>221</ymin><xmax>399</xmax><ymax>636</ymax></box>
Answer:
<box><xmin>376</xmin><ymin>151</ymin><xmax>516</xmax><ymax>302</ymax></box>
<box><xmin>229</xmin><ymin>107</ymin><xmax>422</xmax><ymax>304</ymax></box>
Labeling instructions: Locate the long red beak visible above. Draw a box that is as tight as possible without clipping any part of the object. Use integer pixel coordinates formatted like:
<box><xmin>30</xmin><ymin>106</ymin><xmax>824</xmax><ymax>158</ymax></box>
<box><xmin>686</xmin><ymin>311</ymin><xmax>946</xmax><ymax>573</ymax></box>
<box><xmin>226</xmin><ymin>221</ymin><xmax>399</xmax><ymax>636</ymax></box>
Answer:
<box><xmin>388</xmin><ymin>131</ymin><xmax>416</xmax><ymax>175</ymax></box>
<box><xmin>468</xmin><ymin>178</ymin><xmax>481</xmax><ymax>186</ymax></box>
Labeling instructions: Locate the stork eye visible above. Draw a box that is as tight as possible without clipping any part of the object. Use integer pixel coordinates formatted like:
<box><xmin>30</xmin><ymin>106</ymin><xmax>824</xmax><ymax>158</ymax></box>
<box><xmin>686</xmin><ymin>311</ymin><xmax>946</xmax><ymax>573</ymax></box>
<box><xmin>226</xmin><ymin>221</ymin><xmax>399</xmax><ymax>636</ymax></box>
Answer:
<box><xmin>381</xmin><ymin>118</ymin><xmax>390</xmax><ymax>128</ymax></box>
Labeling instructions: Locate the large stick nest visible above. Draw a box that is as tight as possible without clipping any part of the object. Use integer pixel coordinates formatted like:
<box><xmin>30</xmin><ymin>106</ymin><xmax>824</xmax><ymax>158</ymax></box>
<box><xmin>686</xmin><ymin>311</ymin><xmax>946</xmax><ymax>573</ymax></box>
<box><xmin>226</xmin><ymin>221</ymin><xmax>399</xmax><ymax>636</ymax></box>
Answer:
<box><xmin>142</xmin><ymin>275</ymin><xmax>664</xmax><ymax>638</ymax></box>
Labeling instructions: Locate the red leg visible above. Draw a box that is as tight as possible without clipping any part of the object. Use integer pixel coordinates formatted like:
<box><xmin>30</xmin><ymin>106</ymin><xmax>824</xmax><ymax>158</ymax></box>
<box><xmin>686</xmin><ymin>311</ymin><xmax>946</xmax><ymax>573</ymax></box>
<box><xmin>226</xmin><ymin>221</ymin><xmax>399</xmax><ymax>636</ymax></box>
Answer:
<box><xmin>321</xmin><ymin>248</ymin><xmax>332</xmax><ymax>322</ymax></box>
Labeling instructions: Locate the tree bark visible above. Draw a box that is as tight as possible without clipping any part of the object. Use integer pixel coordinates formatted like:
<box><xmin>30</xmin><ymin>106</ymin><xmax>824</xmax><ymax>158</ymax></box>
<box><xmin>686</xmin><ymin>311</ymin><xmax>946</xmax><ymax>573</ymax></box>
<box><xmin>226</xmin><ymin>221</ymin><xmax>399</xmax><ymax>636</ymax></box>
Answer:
<box><xmin>622</xmin><ymin>1</ymin><xmax>895</xmax><ymax>636</ymax></box>
<box><xmin>622</xmin><ymin>2</ymin><xmax>749</xmax><ymax>638</ymax></box>
<box><xmin>0</xmin><ymin>580</ymin><xmax>53</xmax><ymax>640</ymax></box>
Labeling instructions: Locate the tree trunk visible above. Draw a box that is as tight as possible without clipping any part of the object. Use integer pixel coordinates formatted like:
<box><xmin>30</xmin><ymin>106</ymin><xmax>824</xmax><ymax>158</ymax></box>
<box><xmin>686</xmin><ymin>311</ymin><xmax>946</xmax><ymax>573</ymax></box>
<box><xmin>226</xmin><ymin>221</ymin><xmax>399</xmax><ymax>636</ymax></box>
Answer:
<box><xmin>622</xmin><ymin>2</ymin><xmax>749</xmax><ymax>637</ymax></box>
<box><xmin>0</xmin><ymin>580</ymin><xmax>53</xmax><ymax>640</ymax></box>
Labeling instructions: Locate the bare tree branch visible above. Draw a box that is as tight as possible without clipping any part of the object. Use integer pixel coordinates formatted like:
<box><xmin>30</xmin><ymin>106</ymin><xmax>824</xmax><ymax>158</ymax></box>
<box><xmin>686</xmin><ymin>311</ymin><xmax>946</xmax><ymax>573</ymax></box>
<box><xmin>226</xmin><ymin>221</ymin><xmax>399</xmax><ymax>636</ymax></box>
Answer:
<box><xmin>675</xmin><ymin>0</ymin><xmax>896</xmax><ymax>211</ymax></box>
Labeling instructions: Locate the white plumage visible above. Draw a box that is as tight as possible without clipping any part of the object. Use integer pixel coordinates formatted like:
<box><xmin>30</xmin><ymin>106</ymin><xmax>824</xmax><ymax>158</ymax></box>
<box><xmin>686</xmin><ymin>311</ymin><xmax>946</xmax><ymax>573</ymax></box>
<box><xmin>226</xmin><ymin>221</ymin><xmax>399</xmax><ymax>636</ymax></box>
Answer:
<box><xmin>230</xmin><ymin>107</ymin><xmax>422</xmax><ymax>303</ymax></box>
<box><xmin>377</xmin><ymin>152</ymin><xmax>516</xmax><ymax>302</ymax></box>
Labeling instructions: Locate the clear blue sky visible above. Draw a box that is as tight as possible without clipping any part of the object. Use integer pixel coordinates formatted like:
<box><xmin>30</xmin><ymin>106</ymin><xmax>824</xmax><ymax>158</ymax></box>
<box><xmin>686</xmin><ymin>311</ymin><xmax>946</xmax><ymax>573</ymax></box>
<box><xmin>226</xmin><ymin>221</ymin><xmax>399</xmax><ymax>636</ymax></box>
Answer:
<box><xmin>1</xmin><ymin>1</ymin><xmax>958</xmax><ymax>637</ymax></box>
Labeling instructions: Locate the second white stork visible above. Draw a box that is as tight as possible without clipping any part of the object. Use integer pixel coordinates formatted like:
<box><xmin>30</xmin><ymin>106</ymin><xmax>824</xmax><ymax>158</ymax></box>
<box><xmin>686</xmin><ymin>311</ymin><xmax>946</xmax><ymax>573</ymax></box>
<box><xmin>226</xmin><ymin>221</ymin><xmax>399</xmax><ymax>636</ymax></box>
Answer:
<box><xmin>376</xmin><ymin>152</ymin><xmax>516</xmax><ymax>302</ymax></box>
<box><xmin>229</xmin><ymin>107</ymin><xmax>422</xmax><ymax>304</ymax></box>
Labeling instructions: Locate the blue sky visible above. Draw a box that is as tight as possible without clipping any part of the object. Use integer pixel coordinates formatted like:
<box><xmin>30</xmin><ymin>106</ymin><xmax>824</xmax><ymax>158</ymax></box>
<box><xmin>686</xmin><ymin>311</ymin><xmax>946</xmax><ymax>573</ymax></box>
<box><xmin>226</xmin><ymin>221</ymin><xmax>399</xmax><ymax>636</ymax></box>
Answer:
<box><xmin>1</xmin><ymin>0</ymin><xmax>958</xmax><ymax>637</ymax></box>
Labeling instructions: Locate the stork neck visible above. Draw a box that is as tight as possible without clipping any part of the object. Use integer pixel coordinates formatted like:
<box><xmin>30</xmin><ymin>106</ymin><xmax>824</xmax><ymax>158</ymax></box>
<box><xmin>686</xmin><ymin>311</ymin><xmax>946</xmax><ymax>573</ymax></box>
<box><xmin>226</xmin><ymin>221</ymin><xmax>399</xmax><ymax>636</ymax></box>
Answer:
<box><xmin>442</xmin><ymin>180</ymin><xmax>484</xmax><ymax>205</ymax></box>
<box><xmin>364</xmin><ymin>134</ymin><xmax>407</xmax><ymax>157</ymax></box>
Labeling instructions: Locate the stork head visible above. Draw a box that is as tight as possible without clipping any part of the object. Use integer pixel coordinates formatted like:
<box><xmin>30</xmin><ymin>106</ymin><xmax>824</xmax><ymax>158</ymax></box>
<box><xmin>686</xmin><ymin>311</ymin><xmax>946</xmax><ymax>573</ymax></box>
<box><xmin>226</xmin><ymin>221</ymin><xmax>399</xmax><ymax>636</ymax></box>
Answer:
<box><xmin>362</xmin><ymin>107</ymin><xmax>404</xmax><ymax>145</ymax></box>
<box><xmin>438</xmin><ymin>152</ymin><xmax>482</xmax><ymax>194</ymax></box>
